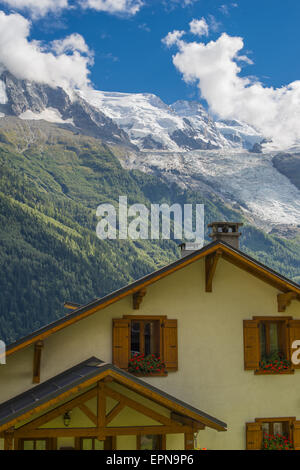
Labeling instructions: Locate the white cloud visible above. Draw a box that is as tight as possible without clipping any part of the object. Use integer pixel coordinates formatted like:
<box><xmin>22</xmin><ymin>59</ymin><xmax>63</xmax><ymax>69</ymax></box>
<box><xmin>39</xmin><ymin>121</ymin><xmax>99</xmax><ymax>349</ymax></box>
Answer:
<box><xmin>51</xmin><ymin>33</ymin><xmax>91</xmax><ymax>55</ymax></box>
<box><xmin>0</xmin><ymin>11</ymin><xmax>93</xmax><ymax>90</ymax></box>
<box><xmin>0</xmin><ymin>0</ymin><xmax>69</xmax><ymax>18</ymax></box>
<box><xmin>168</xmin><ymin>31</ymin><xmax>300</xmax><ymax>148</ymax></box>
<box><xmin>80</xmin><ymin>0</ymin><xmax>143</xmax><ymax>15</ymax></box>
<box><xmin>189</xmin><ymin>18</ymin><xmax>209</xmax><ymax>37</ymax></box>
<box><xmin>162</xmin><ymin>30</ymin><xmax>185</xmax><ymax>48</ymax></box>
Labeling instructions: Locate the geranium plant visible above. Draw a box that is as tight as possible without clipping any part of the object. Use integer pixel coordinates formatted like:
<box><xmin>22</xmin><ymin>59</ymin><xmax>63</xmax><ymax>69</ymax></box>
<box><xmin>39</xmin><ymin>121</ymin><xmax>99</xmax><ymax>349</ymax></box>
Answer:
<box><xmin>259</xmin><ymin>351</ymin><xmax>291</xmax><ymax>372</ymax></box>
<box><xmin>262</xmin><ymin>432</ymin><xmax>293</xmax><ymax>450</ymax></box>
<box><xmin>128</xmin><ymin>353</ymin><xmax>165</xmax><ymax>375</ymax></box>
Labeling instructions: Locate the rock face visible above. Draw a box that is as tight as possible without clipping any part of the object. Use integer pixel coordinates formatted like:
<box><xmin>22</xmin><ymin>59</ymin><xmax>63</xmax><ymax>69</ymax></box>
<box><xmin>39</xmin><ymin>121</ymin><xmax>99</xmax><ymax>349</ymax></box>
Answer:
<box><xmin>272</xmin><ymin>153</ymin><xmax>300</xmax><ymax>190</ymax></box>
<box><xmin>215</xmin><ymin>119</ymin><xmax>263</xmax><ymax>150</ymax></box>
<box><xmin>0</xmin><ymin>71</ymin><xmax>132</xmax><ymax>146</ymax></box>
<box><xmin>170</xmin><ymin>100</ymin><xmax>230</xmax><ymax>150</ymax></box>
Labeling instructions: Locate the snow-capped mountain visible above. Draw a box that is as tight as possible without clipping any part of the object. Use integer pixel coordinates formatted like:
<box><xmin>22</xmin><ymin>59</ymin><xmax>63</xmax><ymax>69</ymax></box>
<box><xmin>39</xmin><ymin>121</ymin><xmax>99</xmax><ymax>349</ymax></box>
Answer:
<box><xmin>0</xmin><ymin>71</ymin><xmax>132</xmax><ymax>146</ymax></box>
<box><xmin>79</xmin><ymin>90</ymin><xmax>233</xmax><ymax>151</ymax></box>
<box><xmin>79</xmin><ymin>89</ymin><xmax>263</xmax><ymax>151</ymax></box>
<box><xmin>216</xmin><ymin>119</ymin><xmax>264</xmax><ymax>150</ymax></box>
<box><xmin>0</xmin><ymin>71</ymin><xmax>298</xmax><ymax>235</ymax></box>
<box><xmin>0</xmin><ymin>71</ymin><xmax>263</xmax><ymax>152</ymax></box>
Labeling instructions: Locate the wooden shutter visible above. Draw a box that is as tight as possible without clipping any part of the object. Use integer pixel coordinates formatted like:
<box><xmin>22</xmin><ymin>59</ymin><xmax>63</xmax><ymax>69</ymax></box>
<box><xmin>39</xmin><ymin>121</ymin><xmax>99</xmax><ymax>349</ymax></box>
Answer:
<box><xmin>246</xmin><ymin>422</ymin><xmax>262</xmax><ymax>450</ymax></box>
<box><xmin>162</xmin><ymin>319</ymin><xmax>178</xmax><ymax>371</ymax></box>
<box><xmin>243</xmin><ymin>320</ymin><xmax>260</xmax><ymax>370</ymax></box>
<box><xmin>288</xmin><ymin>320</ymin><xmax>300</xmax><ymax>369</ymax></box>
<box><xmin>112</xmin><ymin>319</ymin><xmax>130</xmax><ymax>369</ymax></box>
<box><xmin>293</xmin><ymin>421</ymin><xmax>300</xmax><ymax>450</ymax></box>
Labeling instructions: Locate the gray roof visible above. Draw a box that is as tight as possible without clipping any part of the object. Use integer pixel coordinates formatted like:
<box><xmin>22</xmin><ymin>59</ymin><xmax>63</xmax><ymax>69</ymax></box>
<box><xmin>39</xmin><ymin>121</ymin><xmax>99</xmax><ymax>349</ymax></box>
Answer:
<box><xmin>6</xmin><ymin>240</ymin><xmax>299</xmax><ymax>355</ymax></box>
<box><xmin>0</xmin><ymin>357</ymin><xmax>227</xmax><ymax>430</ymax></box>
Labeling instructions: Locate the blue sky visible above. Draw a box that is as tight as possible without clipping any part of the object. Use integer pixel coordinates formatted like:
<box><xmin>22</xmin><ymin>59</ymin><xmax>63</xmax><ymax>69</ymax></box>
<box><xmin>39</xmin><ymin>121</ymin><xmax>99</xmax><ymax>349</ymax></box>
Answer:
<box><xmin>0</xmin><ymin>0</ymin><xmax>299</xmax><ymax>146</ymax></box>
<box><xmin>0</xmin><ymin>0</ymin><xmax>299</xmax><ymax>104</ymax></box>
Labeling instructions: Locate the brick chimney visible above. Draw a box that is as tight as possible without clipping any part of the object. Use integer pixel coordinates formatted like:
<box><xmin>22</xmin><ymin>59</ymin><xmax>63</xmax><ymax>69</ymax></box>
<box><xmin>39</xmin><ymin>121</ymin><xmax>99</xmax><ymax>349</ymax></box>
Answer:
<box><xmin>208</xmin><ymin>222</ymin><xmax>243</xmax><ymax>249</ymax></box>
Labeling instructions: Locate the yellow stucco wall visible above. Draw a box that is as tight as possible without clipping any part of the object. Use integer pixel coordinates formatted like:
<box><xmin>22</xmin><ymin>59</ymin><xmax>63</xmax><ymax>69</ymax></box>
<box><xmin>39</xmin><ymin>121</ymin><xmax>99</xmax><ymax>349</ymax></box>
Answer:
<box><xmin>1</xmin><ymin>256</ymin><xmax>300</xmax><ymax>449</ymax></box>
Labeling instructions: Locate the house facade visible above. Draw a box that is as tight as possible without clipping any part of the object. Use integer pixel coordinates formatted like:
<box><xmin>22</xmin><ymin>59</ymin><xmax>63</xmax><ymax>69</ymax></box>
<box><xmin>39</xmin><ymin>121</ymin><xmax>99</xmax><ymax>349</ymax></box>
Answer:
<box><xmin>0</xmin><ymin>222</ymin><xmax>299</xmax><ymax>450</ymax></box>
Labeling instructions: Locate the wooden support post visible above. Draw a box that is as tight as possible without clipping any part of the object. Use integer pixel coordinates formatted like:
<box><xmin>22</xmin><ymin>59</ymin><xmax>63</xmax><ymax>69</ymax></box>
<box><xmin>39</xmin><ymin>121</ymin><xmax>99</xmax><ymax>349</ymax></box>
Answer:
<box><xmin>97</xmin><ymin>381</ymin><xmax>106</xmax><ymax>440</ymax></box>
<box><xmin>277</xmin><ymin>292</ymin><xmax>297</xmax><ymax>312</ymax></box>
<box><xmin>133</xmin><ymin>288</ymin><xmax>147</xmax><ymax>310</ymax></box>
<box><xmin>4</xmin><ymin>428</ymin><xmax>14</xmax><ymax>450</ymax></box>
<box><xmin>205</xmin><ymin>250</ymin><xmax>222</xmax><ymax>292</ymax></box>
<box><xmin>33</xmin><ymin>341</ymin><xmax>44</xmax><ymax>384</ymax></box>
<box><xmin>184</xmin><ymin>432</ymin><xmax>194</xmax><ymax>450</ymax></box>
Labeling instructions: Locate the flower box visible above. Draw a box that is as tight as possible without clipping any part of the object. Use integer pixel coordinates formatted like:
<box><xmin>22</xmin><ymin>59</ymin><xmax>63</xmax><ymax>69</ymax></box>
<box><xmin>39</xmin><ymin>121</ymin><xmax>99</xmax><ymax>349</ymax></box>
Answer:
<box><xmin>262</xmin><ymin>433</ymin><xmax>293</xmax><ymax>450</ymax></box>
<box><xmin>128</xmin><ymin>353</ymin><xmax>166</xmax><ymax>376</ymax></box>
<box><xmin>258</xmin><ymin>351</ymin><xmax>291</xmax><ymax>374</ymax></box>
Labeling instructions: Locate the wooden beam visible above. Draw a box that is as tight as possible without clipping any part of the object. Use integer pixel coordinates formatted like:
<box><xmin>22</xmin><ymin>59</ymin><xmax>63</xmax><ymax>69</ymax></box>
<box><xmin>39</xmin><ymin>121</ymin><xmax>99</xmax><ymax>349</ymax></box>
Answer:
<box><xmin>205</xmin><ymin>250</ymin><xmax>222</xmax><ymax>292</ymax></box>
<box><xmin>133</xmin><ymin>288</ymin><xmax>147</xmax><ymax>310</ymax></box>
<box><xmin>104</xmin><ymin>386</ymin><xmax>174</xmax><ymax>426</ymax></box>
<box><xmin>17</xmin><ymin>387</ymin><xmax>98</xmax><ymax>433</ymax></box>
<box><xmin>79</xmin><ymin>404</ymin><xmax>97</xmax><ymax>426</ymax></box>
<box><xmin>64</xmin><ymin>302</ymin><xmax>82</xmax><ymax>310</ymax></box>
<box><xmin>171</xmin><ymin>412</ymin><xmax>205</xmax><ymax>430</ymax></box>
<box><xmin>107</xmin><ymin>370</ymin><xmax>227</xmax><ymax>431</ymax></box>
<box><xmin>4</xmin><ymin>428</ymin><xmax>14</xmax><ymax>450</ymax></box>
<box><xmin>97</xmin><ymin>382</ymin><xmax>106</xmax><ymax>439</ymax></box>
<box><xmin>16</xmin><ymin>425</ymin><xmax>193</xmax><ymax>439</ymax></box>
<box><xmin>277</xmin><ymin>292</ymin><xmax>298</xmax><ymax>312</ymax></box>
<box><xmin>32</xmin><ymin>341</ymin><xmax>44</xmax><ymax>384</ymax></box>
<box><xmin>105</xmin><ymin>401</ymin><xmax>125</xmax><ymax>426</ymax></box>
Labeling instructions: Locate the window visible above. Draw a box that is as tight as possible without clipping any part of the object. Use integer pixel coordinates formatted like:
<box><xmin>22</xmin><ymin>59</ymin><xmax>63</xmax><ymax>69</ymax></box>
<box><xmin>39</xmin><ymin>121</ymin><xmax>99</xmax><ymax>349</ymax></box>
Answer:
<box><xmin>79</xmin><ymin>437</ymin><xmax>114</xmax><ymax>450</ymax></box>
<box><xmin>137</xmin><ymin>434</ymin><xmax>165</xmax><ymax>450</ymax></box>
<box><xmin>243</xmin><ymin>317</ymin><xmax>300</xmax><ymax>373</ymax></box>
<box><xmin>19</xmin><ymin>439</ymin><xmax>53</xmax><ymax>450</ymax></box>
<box><xmin>246</xmin><ymin>418</ymin><xmax>300</xmax><ymax>450</ymax></box>
<box><xmin>112</xmin><ymin>316</ymin><xmax>178</xmax><ymax>373</ymax></box>
<box><xmin>130</xmin><ymin>320</ymin><xmax>160</xmax><ymax>357</ymax></box>
<box><xmin>259</xmin><ymin>320</ymin><xmax>286</xmax><ymax>359</ymax></box>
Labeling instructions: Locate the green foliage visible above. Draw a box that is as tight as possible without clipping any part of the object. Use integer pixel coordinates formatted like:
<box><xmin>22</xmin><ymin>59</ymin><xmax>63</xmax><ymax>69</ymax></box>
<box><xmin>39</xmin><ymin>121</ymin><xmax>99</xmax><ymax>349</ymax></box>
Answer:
<box><xmin>262</xmin><ymin>433</ymin><xmax>293</xmax><ymax>450</ymax></box>
<box><xmin>0</xmin><ymin>122</ymin><xmax>299</xmax><ymax>343</ymax></box>
<box><xmin>128</xmin><ymin>353</ymin><xmax>165</xmax><ymax>375</ymax></box>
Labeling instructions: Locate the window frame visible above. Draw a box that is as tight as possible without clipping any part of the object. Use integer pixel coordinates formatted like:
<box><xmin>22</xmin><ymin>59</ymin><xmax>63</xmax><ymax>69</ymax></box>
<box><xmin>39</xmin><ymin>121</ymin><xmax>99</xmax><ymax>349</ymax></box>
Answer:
<box><xmin>247</xmin><ymin>316</ymin><xmax>294</xmax><ymax>375</ymax></box>
<box><xmin>125</xmin><ymin>315</ymin><xmax>165</xmax><ymax>359</ymax></box>
<box><xmin>112</xmin><ymin>315</ymin><xmax>178</xmax><ymax>374</ymax></box>
<box><xmin>18</xmin><ymin>438</ymin><xmax>54</xmax><ymax>450</ymax></box>
<box><xmin>255</xmin><ymin>416</ymin><xmax>295</xmax><ymax>439</ymax></box>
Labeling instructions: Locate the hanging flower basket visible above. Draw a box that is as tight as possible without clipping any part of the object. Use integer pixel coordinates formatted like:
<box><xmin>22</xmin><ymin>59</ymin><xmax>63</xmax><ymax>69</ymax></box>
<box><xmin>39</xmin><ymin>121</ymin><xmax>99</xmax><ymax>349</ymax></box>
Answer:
<box><xmin>128</xmin><ymin>353</ymin><xmax>166</xmax><ymax>375</ymax></box>
<box><xmin>262</xmin><ymin>433</ymin><xmax>293</xmax><ymax>450</ymax></box>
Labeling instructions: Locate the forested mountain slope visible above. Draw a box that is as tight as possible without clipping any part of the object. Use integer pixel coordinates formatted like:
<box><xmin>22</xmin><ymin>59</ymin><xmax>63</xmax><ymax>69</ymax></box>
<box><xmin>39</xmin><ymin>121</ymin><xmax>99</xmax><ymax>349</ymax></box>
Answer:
<box><xmin>0</xmin><ymin>119</ymin><xmax>299</xmax><ymax>343</ymax></box>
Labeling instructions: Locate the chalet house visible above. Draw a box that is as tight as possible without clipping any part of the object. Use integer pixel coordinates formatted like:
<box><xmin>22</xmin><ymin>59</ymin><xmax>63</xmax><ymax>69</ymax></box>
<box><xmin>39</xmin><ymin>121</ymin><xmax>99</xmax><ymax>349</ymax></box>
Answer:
<box><xmin>0</xmin><ymin>222</ymin><xmax>300</xmax><ymax>450</ymax></box>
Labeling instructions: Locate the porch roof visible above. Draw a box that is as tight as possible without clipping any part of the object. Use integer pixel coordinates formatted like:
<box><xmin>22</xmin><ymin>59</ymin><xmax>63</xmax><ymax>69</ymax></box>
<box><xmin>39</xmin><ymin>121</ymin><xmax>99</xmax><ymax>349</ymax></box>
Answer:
<box><xmin>0</xmin><ymin>357</ymin><xmax>227</xmax><ymax>433</ymax></box>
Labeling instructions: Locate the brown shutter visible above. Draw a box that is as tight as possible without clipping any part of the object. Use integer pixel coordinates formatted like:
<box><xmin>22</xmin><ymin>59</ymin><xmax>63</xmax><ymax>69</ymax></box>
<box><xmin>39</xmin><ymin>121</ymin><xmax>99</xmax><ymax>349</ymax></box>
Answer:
<box><xmin>246</xmin><ymin>422</ymin><xmax>262</xmax><ymax>450</ymax></box>
<box><xmin>288</xmin><ymin>320</ymin><xmax>300</xmax><ymax>369</ymax></box>
<box><xmin>112</xmin><ymin>319</ymin><xmax>130</xmax><ymax>369</ymax></box>
<box><xmin>243</xmin><ymin>320</ymin><xmax>260</xmax><ymax>370</ymax></box>
<box><xmin>293</xmin><ymin>421</ymin><xmax>300</xmax><ymax>450</ymax></box>
<box><xmin>162</xmin><ymin>319</ymin><xmax>178</xmax><ymax>371</ymax></box>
